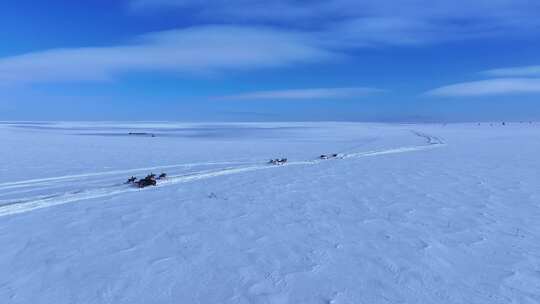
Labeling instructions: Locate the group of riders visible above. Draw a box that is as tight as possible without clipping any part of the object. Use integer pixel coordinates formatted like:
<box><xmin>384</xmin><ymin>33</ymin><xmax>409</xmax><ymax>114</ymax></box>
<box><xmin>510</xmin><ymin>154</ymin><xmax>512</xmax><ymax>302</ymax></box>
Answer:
<box><xmin>268</xmin><ymin>158</ymin><xmax>288</xmax><ymax>165</ymax></box>
<box><xmin>127</xmin><ymin>153</ymin><xmax>340</xmax><ymax>188</ymax></box>
<box><xmin>267</xmin><ymin>153</ymin><xmax>340</xmax><ymax>165</ymax></box>
<box><xmin>126</xmin><ymin>173</ymin><xmax>167</xmax><ymax>188</ymax></box>
<box><xmin>319</xmin><ymin>153</ymin><xmax>339</xmax><ymax>160</ymax></box>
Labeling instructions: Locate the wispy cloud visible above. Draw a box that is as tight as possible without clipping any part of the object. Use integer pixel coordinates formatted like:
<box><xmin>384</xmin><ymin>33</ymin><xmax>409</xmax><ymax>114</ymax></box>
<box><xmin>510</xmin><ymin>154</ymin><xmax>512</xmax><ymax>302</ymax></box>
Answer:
<box><xmin>425</xmin><ymin>78</ymin><xmax>540</xmax><ymax>97</ymax></box>
<box><xmin>129</xmin><ymin>0</ymin><xmax>540</xmax><ymax>45</ymax></box>
<box><xmin>214</xmin><ymin>87</ymin><xmax>383</xmax><ymax>101</ymax></box>
<box><xmin>483</xmin><ymin>65</ymin><xmax>540</xmax><ymax>77</ymax></box>
<box><xmin>0</xmin><ymin>26</ymin><xmax>338</xmax><ymax>85</ymax></box>
<box><xmin>5</xmin><ymin>1</ymin><xmax>540</xmax><ymax>88</ymax></box>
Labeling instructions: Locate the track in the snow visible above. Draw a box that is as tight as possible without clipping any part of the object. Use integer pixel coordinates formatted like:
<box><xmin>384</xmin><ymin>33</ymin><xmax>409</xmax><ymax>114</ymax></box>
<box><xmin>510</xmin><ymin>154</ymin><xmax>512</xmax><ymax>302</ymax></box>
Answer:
<box><xmin>0</xmin><ymin>160</ymin><xmax>254</xmax><ymax>191</ymax></box>
<box><xmin>0</xmin><ymin>130</ymin><xmax>445</xmax><ymax>217</ymax></box>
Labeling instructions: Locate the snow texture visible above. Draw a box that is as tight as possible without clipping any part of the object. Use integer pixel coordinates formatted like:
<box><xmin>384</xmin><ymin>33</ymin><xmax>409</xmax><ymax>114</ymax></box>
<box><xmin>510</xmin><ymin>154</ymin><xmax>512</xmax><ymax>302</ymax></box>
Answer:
<box><xmin>0</xmin><ymin>122</ymin><xmax>539</xmax><ymax>303</ymax></box>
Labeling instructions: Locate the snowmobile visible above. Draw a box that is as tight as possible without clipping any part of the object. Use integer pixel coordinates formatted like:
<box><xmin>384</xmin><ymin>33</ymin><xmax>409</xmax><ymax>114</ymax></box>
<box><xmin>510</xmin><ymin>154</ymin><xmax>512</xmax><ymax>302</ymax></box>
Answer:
<box><xmin>125</xmin><ymin>176</ymin><xmax>137</xmax><ymax>184</ymax></box>
<box><xmin>269</xmin><ymin>158</ymin><xmax>288</xmax><ymax>165</ymax></box>
<box><xmin>136</xmin><ymin>174</ymin><xmax>157</xmax><ymax>188</ymax></box>
<box><xmin>319</xmin><ymin>153</ymin><xmax>339</xmax><ymax>160</ymax></box>
<box><xmin>157</xmin><ymin>173</ymin><xmax>167</xmax><ymax>180</ymax></box>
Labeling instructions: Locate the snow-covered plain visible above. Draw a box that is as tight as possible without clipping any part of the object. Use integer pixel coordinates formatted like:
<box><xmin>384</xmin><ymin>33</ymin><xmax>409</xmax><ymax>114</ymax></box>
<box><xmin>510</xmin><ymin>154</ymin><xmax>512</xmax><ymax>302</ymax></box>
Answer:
<box><xmin>0</xmin><ymin>121</ymin><xmax>539</xmax><ymax>303</ymax></box>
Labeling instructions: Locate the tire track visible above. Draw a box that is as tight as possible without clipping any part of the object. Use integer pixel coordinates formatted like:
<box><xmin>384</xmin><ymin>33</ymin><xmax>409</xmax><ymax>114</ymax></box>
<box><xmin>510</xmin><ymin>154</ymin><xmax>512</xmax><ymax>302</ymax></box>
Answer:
<box><xmin>410</xmin><ymin>130</ymin><xmax>445</xmax><ymax>145</ymax></box>
<box><xmin>0</xmin><ymin>130</ymin><xmax>446</xmax><ymax>217</ymax></box>
<box><xmin>0</xmin><ymin>160</ymin><xmax>256</xmax><ymax>191</ymax></box>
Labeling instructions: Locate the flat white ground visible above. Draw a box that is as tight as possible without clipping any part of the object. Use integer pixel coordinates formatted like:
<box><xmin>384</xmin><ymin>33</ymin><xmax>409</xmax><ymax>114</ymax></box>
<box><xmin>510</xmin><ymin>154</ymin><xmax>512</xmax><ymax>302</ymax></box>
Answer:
<box><xmin>0</xmin><ymin>122</ymin><xmax>539</xmax><ymax>303</ymax></box>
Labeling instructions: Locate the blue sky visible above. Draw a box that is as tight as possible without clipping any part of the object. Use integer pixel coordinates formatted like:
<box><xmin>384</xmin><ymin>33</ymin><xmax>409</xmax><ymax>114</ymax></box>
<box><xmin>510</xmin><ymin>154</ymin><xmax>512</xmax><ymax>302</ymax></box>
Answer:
<box><xmin>1</xmin><ymin>0</ymin><xmax>540</xmax><ymax>121</ymax></box>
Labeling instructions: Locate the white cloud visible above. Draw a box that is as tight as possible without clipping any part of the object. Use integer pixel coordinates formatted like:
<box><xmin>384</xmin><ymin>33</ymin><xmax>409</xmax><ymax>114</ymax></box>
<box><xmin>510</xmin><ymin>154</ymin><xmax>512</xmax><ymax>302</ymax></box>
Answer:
<box><xmin>425</xmin><ymin>78</ymin><xmax>540</xmax><ymax>97</ymax></box>
<box><xmin>0</xmin><ymin>26</ymin><xmax>338</xmax><ymax>85</ymax></box>
<box><xmin>129</xmin><ymin>0</ymin><xmax>540</xmax><ymax>45</ymax></box>
<box><xmin>214</xmin><ymin>87</ymin><xmax>383</xmax><ymax>101</ymax></box>
<box><xmin>483</xmin><ymin>65</ymin><xmax>540</xmax><ymax>77</ymax></box>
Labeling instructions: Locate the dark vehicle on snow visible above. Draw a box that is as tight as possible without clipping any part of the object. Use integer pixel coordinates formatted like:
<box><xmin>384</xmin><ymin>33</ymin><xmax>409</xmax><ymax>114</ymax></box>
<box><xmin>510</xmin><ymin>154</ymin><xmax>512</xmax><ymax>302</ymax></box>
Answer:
<box><xmin>128</xmin><ymin>132</ymin><xmax>156</xmax><ymax>137</ymax></box>
<box><xmin>269</xmin><ymin>158</ymin><xmax>288</xmax><ymax>165</ymax></box>
<box><xmin>125</xmin><ymin>172</ymin><xmax>167</xmax><ymax>188</ymax></box>
<box><xmin>126</xmin><ymin>176</ymin><xmax>137</xmax><ymax>184</ymax></box>
<box><xmin>136</xmin><ymin>174</ymin><xmax>157</xmax><ymax>188</ymax></box>
<box><xmin>320</xmin><ymin>153</ymin><xmax>339</xmax><ymax>160</ymax></box>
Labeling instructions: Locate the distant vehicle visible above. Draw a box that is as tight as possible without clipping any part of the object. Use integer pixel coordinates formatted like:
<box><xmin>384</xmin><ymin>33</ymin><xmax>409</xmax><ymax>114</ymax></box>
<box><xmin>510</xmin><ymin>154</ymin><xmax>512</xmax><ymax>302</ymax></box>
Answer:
<box><xmin>269</xmin><ymin>158</ymin><xmax>287</xmax><ymax>165</ymax></box>
<box><xmin>128</xmin><ymin>132</ymin><xmax>156</xmax><ymax>137</ymax></box>
<box><xmin>136</xmin><ymin>174</ymin><xmax>157</xmax><ymax>188</ymax></box>
<box><xmin>126</xmin><ymin>173</ymin><xmax>163</xmax><ymax>188</ymax></box>
<box><xmin>320</xmin><ymin>153</ymin><xmax>339</xmax><ymax>160</ymax></box>
<box><xmin>125</xmin><ymin>176</ymin><xmax>137</xmax><ymax>184</ymax></box>
<box><xmin>137</xmin><ymin>179</ymin><xmax>156</xmax><ymax>188</ymax></box>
